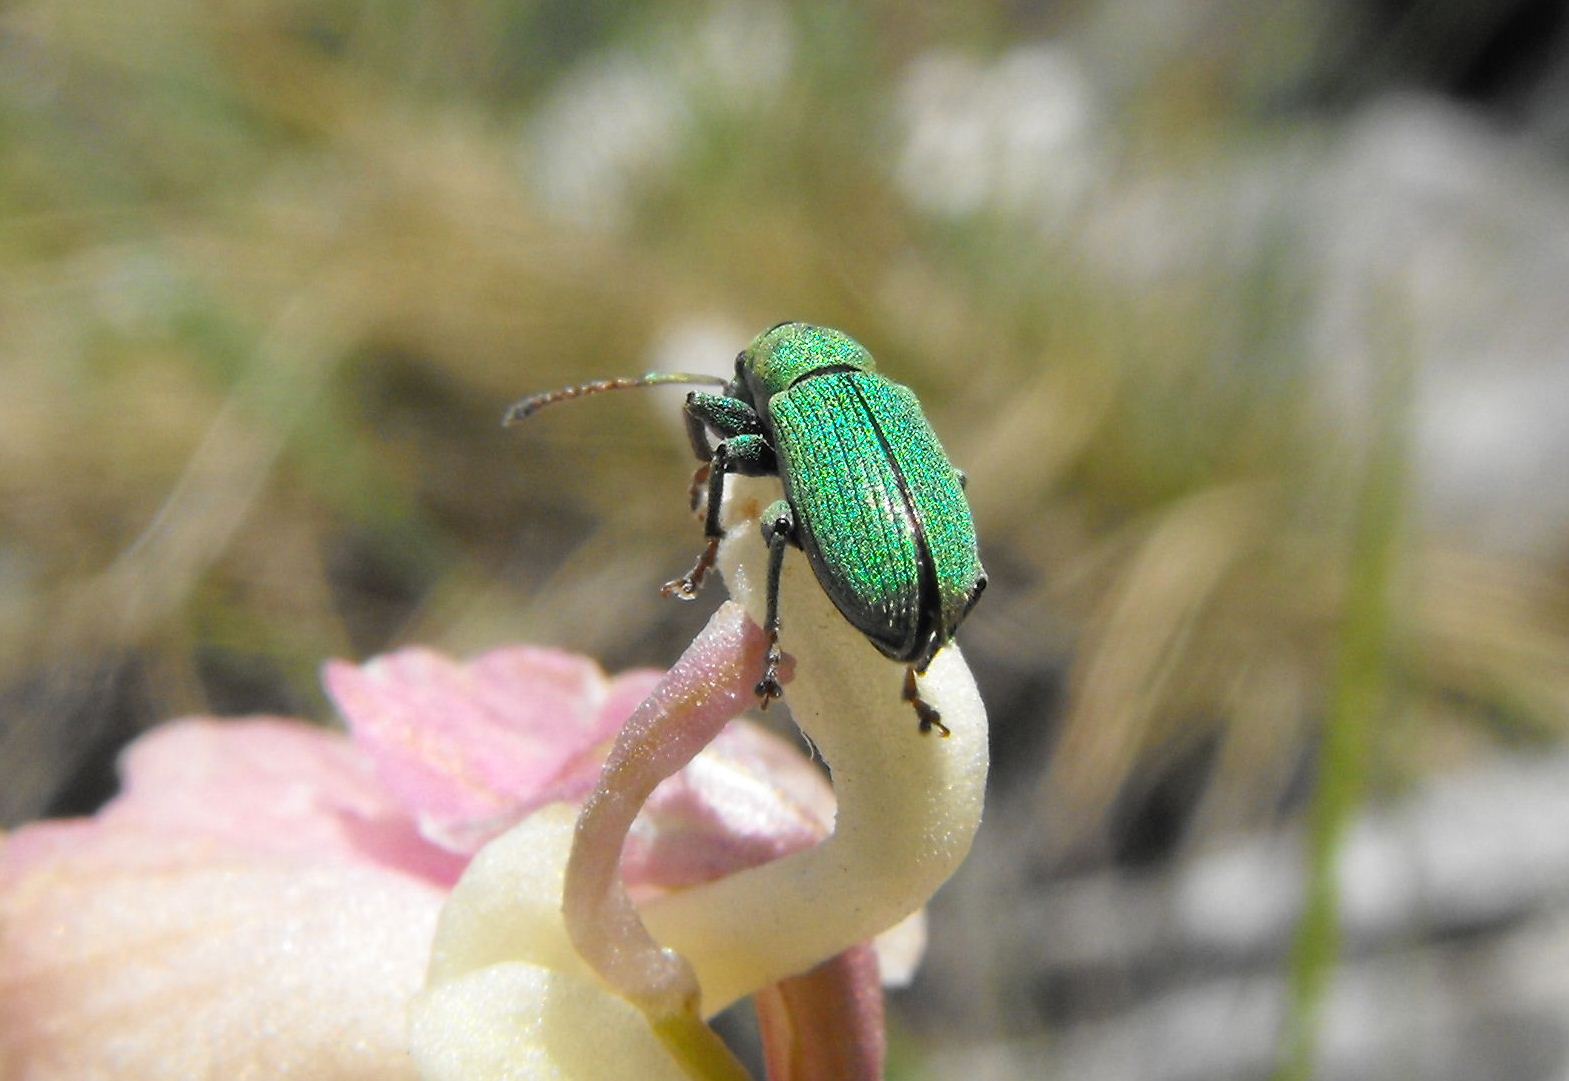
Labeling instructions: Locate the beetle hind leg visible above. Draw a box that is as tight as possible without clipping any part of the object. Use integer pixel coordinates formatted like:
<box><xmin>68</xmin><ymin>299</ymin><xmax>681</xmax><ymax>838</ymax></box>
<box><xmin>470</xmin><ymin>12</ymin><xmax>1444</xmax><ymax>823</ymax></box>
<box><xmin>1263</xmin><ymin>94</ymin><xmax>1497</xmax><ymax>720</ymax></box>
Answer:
<box><xmin>903</xmin><ymin>667</ymin><xmax>950</xmax><ymax>737</ymax></box>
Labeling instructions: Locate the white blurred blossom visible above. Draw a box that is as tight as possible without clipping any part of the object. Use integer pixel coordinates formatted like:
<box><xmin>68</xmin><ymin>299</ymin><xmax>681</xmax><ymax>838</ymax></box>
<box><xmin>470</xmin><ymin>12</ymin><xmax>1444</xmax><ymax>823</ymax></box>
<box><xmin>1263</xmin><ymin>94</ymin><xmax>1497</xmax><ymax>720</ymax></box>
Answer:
<box><xmin>895</xmin><ymin>45</ymin><xmax>1103</xmax><ymax>223</ymax></box>
<box><xmin>525</xmin><ymin>3</ymin><xmax>794</xmax><ymax>230</ymax></box>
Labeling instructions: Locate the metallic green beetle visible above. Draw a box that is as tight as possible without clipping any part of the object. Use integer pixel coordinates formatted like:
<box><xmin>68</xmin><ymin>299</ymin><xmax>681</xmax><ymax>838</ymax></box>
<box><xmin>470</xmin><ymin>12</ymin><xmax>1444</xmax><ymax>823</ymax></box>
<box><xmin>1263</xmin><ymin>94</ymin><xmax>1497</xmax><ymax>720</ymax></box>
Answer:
<box><xmin>505</xmin><ymin>322</ymin><xmax>986</xmax><ymax>735</ymax></box>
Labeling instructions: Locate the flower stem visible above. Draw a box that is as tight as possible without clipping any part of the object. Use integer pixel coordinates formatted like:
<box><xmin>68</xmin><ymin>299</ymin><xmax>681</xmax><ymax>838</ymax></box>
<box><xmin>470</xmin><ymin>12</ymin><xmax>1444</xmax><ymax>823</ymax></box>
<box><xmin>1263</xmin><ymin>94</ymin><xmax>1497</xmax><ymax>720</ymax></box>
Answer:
<box><xmin>651</xmin><ymin>1013</ymin><xmax>754</xmax><ymax>1081</ymax></box>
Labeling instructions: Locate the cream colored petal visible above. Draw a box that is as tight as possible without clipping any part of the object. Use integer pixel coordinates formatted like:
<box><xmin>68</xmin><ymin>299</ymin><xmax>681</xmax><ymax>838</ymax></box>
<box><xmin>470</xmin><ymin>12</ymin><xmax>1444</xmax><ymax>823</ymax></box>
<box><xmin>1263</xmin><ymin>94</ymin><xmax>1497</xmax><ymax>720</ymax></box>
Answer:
<box><xmin>423</xmin><ymin>804</ymin><xmax>590</xmax><ymax>988</ymax></box>
<box><xmin>871</xmin><ymin>908</ymin><xmax>928</xmax><ymax>989</ymax></box>
<box><xmin>411</xmin><ymin>964</ymin><xmax>692</xmax><ymax>1081</ymax></box>
<box><xmin>1</xmin><ymin>848</ymin><xmax>439</xmax><ymax>1081</ymax></box>
<box><xmin>416</xmin><ymin>807</ymin><xmax>709</xmax><ymax>1081</ymax></box>
<box><xmin>416</xmin><ymin>474</ymin><xmax>985</xmax><ymax>1074</ymax></box>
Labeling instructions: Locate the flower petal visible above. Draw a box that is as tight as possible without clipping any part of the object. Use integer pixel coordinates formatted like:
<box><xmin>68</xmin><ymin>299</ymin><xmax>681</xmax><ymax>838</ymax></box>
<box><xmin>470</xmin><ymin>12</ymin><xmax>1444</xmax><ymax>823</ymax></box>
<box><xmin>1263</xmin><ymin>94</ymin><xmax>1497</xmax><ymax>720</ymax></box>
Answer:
<box><xmin>324</xmin><ymin>647</ymin><xmax>657</xmax><ymax>853</ymax></box>
<box><xmin>624</xmin><ymin>721</ymin><xmax>831</xmax><ymax>894</ymax></box>
<box><xmin>416</xmin><ymin>806</ymin><xmax>707</xmax><ymax>1081</ymax></box>
<box><xmin>635</xmin><ymin>477</ymin><xmax>988</xmax><ymax>1014</ymax></box>
<box><xmin>754</xmin><ymin>944</ymin><xmax>885</xmax><ymax>1081</ymax></box>
<box><xmin>562</xmin><ymin>601</ymin><xmax>775</xmax><ymax>1018</ymax></box>
<box><xmin>423</xmin><ymin>805</ymin><xmax>591</xmax><ymax>988</ymax></box>
<box><xmin>2</xmin><ymin>718</ymin><xmax>463</xmax><ymax>888</ymax></box>
<box><xmin>413</xmin><ymin>963</ymin><xmax>695</xmax><ymax>1081</ymax></box>
<box><xmin>0</xmin><ymin>834</ymin><xmax>440</xmax><ymax>1080</ymax></box>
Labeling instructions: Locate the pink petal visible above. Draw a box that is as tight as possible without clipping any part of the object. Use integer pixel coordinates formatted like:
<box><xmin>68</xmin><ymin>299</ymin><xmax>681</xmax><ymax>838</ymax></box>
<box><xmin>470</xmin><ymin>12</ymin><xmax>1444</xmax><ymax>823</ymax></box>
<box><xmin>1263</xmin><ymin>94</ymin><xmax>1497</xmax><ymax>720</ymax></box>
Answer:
<box><xmin>324</xmin><ymin>647</ymin><xmax>657</xmax><ymax>852</ymax></box>
<box><xmin>624</xmin><ymin>721</ymin><xmax>833</xmax><ymax>892</ymax></box>
<box><xmin>3</xmin><ymin>718</ymin><xmax>462</xmax><ymax>888</ymax></box>
<box><xmin>0</xmin><ymin>829</ymin><xmax>441</xmax><ymax>1080</ymax></box>
<box><xmin>531</xmin><ymin>668</ymin><xmax>667</xmax><ymax>811</ymax></box>
<box><xmin>754</xmin><ymin>944</ymin><xmax>886</xmax><ymax>1081</ymax></box>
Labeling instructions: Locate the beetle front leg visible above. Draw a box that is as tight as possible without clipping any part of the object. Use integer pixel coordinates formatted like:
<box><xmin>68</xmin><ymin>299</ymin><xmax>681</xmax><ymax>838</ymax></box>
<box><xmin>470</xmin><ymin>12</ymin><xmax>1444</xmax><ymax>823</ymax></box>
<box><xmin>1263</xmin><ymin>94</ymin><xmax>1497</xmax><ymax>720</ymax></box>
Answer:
<box><xmin>661</xmin><ymin>433</ymin><xmax>775</xmax><ymax>601</ymax></box>
<box><xmin>755</xmin><ymin>499</ymin><xmax>795</xmax><ymax>708</ymax></box>
<box><xmin>685</xmin><ymin>461</ymin><xmax>711</xmax><ymax>513</ymax></box>
<box><xmin>661</xmin><ymin>443</ymin><xmax>727</xmax><ymax>601</ymax></box>
<box><xmin>681</xmin><ymin>392</ymin><xmax>764</xmax><ymax>512</ymax></box>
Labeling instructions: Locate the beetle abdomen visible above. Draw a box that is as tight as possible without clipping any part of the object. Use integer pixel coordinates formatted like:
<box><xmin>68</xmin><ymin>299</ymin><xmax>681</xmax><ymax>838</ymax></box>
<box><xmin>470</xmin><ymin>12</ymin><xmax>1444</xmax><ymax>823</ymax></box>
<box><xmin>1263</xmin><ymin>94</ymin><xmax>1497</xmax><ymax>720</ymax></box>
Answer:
<box><xmin>769</xmin><ymin>371</ymin><xmax>981</xmax><ymax>663</ymax></box>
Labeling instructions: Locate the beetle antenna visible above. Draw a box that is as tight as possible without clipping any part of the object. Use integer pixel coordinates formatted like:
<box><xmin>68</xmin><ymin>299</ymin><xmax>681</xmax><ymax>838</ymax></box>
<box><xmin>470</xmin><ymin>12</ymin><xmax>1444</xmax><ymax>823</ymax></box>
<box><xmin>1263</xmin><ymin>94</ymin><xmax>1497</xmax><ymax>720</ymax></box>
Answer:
<box><xmin>503</xmin><ymin>373</ymin><xmax>731</xmax><ymax>426</ymax></box>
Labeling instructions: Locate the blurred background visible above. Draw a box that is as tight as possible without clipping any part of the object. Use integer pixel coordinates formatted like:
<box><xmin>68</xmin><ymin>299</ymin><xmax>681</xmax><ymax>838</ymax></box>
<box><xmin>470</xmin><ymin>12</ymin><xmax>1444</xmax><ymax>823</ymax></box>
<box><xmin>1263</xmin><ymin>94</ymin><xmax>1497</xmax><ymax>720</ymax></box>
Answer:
<box><xmin>5</xmin><ymin>0</ymin><xmax>1569</xmax><ymax>1078</ymax></box>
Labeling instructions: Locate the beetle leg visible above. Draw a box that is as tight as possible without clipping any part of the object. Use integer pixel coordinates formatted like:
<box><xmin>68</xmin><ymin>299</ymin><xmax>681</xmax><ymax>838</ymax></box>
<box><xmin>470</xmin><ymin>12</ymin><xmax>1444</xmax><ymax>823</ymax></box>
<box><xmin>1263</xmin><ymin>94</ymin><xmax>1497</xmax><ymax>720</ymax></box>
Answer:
<box><xmin>686</xmin><ymin>461</ymin><xmax>711</xmax><ymax>512</ymax></box>
<box><xmin>661</xmin><ymin>434</ymin><xmax>775</xmax><ymax>600</ymax></box>
<box><xmin>681</xmin><ymin>393</ymin><xmax>766</xmax><ymax>515</ymax></box>
<box><xmin>755</xmin><ymin>499</ymin><xmax>795</xmax><ymax>708</ymax></box>
<box><xmin>680</xmin><ymin>399</ymin><xmax>716</xmax><ymax>462</ymax></box>
<box><xmin>661</xmin><ymin>442</ymin><xmax>727</xmax><ymax>600</ymax></box>
<box><xmin>685</xmin><ymin>392</ymin><xmax>765</xmax><ymax>440</ymax></box>
<box><xmin>903</xmin><ymin>666</ymin><xmax>950</xmax><ymax>737</ymax></box>
<box><xmin>663</xmin><ymin>536</ymin><xmax>721</xmax><ymax>601</ymax></box>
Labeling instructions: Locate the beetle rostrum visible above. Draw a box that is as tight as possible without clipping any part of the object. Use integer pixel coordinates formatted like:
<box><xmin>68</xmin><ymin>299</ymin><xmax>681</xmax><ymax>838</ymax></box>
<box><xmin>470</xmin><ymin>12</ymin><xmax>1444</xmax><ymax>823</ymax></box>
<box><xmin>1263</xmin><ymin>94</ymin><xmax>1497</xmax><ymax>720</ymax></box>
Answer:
<box><xmin>505</xmin><ymin>323</ymin><xmax>986</xmax><ymax>736</ymax></box>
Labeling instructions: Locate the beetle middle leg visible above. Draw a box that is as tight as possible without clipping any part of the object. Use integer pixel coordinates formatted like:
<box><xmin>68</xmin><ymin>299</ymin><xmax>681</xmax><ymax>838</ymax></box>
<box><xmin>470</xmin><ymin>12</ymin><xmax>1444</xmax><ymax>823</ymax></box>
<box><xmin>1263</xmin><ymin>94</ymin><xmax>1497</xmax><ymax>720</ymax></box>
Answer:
<box><xmin>661</xmin><ymin>432</ymin><xmax>776</xmax><ymax>600</ymax></box>
<box><xmin>755</xmin><ymin>499</ymin><xmax>796</xmax><ymax>708</ymax></box>
<box><xmin>903</xmin><ymin>666</ymin><xmax>950</xmax><ymax>737</ymax></box>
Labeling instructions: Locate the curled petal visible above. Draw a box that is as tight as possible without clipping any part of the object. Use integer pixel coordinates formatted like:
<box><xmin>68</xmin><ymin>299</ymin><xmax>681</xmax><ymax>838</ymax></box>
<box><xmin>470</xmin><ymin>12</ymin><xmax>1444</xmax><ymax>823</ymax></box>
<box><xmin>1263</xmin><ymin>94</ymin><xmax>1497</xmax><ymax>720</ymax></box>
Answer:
<box><xmin>417</xmin><ymin>611</ymin><xmax>787</xmax><ymax>1081</ymax></box>
<box><xmin>562</xmin><ymin>602</ymin><xmax>774</xmax><ymax>1019</ymax></box>
<box><xmin>423</xmin><ymin>805</ymin><xmax>592</xmax><ymax>988</ymax></box>
<box><xmin>408</xmin><ymin>474</ymin><xmax>980</xmax><ymax>1079</ymax></box>
<box><xmin>638</xmin><ymin>476</ymin><xmax>989</xmax><ymax>1014</ymax></box>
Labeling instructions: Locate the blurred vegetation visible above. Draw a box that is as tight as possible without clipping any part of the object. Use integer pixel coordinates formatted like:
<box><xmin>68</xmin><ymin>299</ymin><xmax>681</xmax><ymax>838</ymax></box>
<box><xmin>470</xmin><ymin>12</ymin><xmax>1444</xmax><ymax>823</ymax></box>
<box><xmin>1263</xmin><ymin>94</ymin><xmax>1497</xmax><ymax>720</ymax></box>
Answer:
<box><xmin>5</xmin><ymin>0</ymin><xmax>1569</xmax><ymax>1073</ymax></box>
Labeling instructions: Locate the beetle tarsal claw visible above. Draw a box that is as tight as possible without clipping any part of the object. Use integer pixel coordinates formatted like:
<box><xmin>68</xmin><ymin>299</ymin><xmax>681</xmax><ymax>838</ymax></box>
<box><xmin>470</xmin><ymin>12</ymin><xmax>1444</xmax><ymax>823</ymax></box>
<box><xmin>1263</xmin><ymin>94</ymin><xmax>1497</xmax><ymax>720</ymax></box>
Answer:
<box><xmin>754</xmin><ymin>677</ymin><xmax>783</xmax><ymax>708</ymax></box>
<box><xmin>915</xmin><ymin>702</ymin><xmax>950</xmax><ymax>738</ymax></box>
<box><xmin>754</xmin><ymin>639</ymin><xmax>785</xmax><ymax>708</ymax></box>
<box><xmin>660</xmin><ymin>576</ymin><xmax>700</xmax><ymax>601</ymax></box>
<box><xmin>660</xmin><ymin>538</ymin><xmax>722</xmax><ymax>601</ymax></box>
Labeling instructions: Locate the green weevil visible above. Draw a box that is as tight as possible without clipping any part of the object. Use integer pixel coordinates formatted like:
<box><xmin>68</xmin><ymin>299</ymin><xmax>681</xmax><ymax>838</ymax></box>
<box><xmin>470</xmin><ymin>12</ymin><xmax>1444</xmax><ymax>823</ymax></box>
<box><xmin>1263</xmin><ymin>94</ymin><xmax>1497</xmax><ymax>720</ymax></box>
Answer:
<box><xmin>505</xmin><ymin>322</ymin><xmax>986</xmax><ymax>736</ymax></box>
